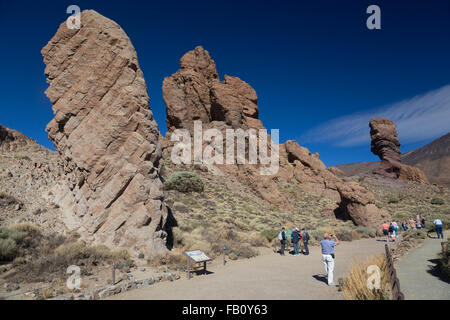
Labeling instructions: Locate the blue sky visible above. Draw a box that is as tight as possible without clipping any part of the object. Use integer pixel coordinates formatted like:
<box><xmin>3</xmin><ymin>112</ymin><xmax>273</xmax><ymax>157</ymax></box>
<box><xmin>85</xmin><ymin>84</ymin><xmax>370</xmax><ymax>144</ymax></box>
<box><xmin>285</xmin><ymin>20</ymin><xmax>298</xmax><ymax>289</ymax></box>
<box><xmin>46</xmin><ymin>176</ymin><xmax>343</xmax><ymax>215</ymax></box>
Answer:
<box><xmin>0</xmin><ymin>0</ymin><xmax>449</xmax><ymax>166</ymax></box>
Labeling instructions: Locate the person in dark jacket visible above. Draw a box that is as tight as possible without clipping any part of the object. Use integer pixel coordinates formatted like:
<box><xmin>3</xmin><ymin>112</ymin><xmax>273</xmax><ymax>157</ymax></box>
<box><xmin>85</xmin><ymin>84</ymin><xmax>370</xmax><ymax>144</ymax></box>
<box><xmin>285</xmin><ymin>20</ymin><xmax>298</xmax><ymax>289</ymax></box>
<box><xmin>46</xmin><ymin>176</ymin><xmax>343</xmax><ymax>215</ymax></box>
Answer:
<box><xmin>301</xmin><ymin>228</ymin><xmax>310</xmax><ymax>255</ymax></box>
<box><xmin>291</xmin><ymin>228</ymin><xmax>301</xmax><ymax>256</ymax></box>
<box><xmin>279</xmin><ymin>227</ymin><xmax>286</xmax><ymax>255</ymax></box>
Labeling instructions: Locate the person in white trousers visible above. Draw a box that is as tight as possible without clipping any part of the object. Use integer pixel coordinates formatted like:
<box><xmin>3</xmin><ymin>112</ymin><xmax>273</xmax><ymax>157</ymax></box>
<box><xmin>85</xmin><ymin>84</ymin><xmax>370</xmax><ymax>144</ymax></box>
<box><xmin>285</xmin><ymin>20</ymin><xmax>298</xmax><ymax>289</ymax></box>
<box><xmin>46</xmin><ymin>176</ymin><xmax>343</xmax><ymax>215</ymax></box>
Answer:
<box><xmin>320</xmin><ymin>233</ymin><xmax>340</xmax><ymax>286</ymax></box>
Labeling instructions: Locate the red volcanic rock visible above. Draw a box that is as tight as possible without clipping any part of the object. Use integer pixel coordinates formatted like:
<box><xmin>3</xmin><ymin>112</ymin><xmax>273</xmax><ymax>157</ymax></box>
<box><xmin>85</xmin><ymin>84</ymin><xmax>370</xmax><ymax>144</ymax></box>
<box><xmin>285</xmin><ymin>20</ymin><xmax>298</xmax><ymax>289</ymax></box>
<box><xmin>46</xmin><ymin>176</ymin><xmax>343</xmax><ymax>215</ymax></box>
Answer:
<box><xmin>163</xmin><ymin>46</ymin><xmax>262</xmax><ymax>131</ymax></box>
<box><xmin>370</xmin><ymin>118</ymin><xmax>401</xmax><ymax>162</ymax></box>
<box><xmin>370</xmin><ymin>118</ymin><xmax>429</xmax><ymax>184</ymax></box>
<box><xmin>42</xmin><ymin>10</ymin><xmax>168</xmax><ymax>256</ymax></box>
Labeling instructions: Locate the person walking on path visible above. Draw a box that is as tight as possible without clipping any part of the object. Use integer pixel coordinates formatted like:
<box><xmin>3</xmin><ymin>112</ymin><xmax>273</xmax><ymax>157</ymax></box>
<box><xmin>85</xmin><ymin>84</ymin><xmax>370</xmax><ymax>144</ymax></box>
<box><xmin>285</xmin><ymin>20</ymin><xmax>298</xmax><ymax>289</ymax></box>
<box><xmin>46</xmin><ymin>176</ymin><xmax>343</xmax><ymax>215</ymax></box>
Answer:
<box><xmin>320</xmin><ymin>233</ymin><xmax>340</xmax><ymax>286</ymax></box>
<box><xmin>389</xmin><ymin>223</ymin><xmax>396</xmax><ymax>241</ymax></box>
<box><xmin>291</xmin><ymin>228</ymin><xmax>301</xmax><ymax>256</ymax></box>
<box><xmin>382</xmin><ymin>222</ymin><xmax>390</xmax><ymax>242</ymax></box>
<box><xmin>433</xmin><ymin>219</ymin><xmax>444</xmax><ymax>239</ymax></box>
<box><xmin>278</xmin><ymin>227</ymin><xmax>286</xmax><ymax>255</ymax></box>
<box><xmin>301</xmin><ymin>228</ymin><xmax>310</xmax><ymax>255</ymax></box>
<box><xmin>392</xmin><ymin>221</ymin><xmax>399</xmax><ymax>237</ymax></box>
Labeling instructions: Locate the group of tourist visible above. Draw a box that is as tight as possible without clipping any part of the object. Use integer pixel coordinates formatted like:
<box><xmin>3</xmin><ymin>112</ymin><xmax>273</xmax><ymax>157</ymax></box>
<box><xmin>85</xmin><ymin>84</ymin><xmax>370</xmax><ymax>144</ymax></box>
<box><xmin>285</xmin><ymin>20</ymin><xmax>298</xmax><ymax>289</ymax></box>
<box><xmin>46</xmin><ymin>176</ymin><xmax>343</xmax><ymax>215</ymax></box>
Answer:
<box><xmin>382</xmin><ymin>213</ymin><xmax>445</xmax><ymax>241</ymax></box>
<box><xmin>400</xmin><ymin>213</ymin><xmax>427</xmax><ymax>232</ymax></box>
<box><xmin>277</xmin><ymin>214</ymin><xmax>445</xmax><ymax>288</ymax></box>
<box><xmin>278</xmin><ymin>227</ymin><xmax>310</xmax><ymax>256</ymax></box>
<box><xmin>278</xmin><ymin>227</ymin><xmax>338</xmax><ymax>286</ymax></box>
<box><xmin>382</xmin><ymin>221</ymin><xmax>399</xmax><ymax>241</ymax></box>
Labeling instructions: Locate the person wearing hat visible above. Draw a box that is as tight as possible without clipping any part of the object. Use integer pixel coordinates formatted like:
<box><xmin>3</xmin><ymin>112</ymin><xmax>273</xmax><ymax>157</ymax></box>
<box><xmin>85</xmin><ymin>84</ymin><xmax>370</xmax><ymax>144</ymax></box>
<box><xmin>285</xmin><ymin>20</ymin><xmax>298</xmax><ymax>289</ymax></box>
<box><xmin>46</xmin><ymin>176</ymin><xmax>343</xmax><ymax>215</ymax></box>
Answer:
<box><xmin>320</xmin><ymin>233</ymin><xmax>340</xmax><ymax>286</ymax></box>
<box><xmin>291</xmin><ymin>228</ymin><xmax>301</xmax><ymax>256</ymax></box>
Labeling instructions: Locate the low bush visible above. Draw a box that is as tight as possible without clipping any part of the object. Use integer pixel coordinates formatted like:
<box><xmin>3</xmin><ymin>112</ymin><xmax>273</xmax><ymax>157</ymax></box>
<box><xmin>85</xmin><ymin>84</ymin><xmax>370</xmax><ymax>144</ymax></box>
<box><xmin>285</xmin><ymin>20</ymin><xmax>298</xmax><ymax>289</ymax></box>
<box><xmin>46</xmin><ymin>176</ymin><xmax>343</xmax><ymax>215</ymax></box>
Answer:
<box><xmin>164</xmin><ymin>171</ymin><xmax>204</xmax><ymax>193</ymax></box>
<box><xmin>402</xmin><ymin>229</ymin><xmax>427</xmax><ymax>241</ymax></box>
<box><xmin>431</xmin><ymin>198</ymin><xmax>444</xmax><ymax>205</ymax></box>
<box><xmin>250</xmin><ymin>233</ymin><xmax>269</xmax><ymax>247</ymax></box>
<box><xmin>336</xmin><ymin>229</ymin><xmax>354</xmax><ymax>241</ymax></box>
<box><xmin>0</xmin><ymin>238</ymin><xmax>19</xmax><ymax>261</ymax></box>
<box><xmin>387</xmin><ymin>197</ymin><xmax>400</xmax><ymax>204</ymax></box>
<box><xmin>260</xmin><ymin>228</ymin><xmax>279</xmax><ymax>242</ymax></box>
<box><xmin>0</xmin><ymin>225</ymin><xmax>33</xmax><ymax>261</ymax></box>
<box><xmin>355</xmin><ymin>226</ymin><xmax>376</xmax><ymax>238</ymax></box>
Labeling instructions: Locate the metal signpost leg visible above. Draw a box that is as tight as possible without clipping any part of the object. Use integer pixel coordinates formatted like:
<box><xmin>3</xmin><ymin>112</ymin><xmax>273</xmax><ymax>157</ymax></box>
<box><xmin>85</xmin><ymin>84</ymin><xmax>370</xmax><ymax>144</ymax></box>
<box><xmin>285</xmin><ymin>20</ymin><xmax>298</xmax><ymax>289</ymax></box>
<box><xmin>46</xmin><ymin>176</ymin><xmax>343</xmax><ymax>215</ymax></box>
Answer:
<box><xmin>187</xmin><ymin>256</ymin><xmax>191</xmax><ymax>280</ymax></box>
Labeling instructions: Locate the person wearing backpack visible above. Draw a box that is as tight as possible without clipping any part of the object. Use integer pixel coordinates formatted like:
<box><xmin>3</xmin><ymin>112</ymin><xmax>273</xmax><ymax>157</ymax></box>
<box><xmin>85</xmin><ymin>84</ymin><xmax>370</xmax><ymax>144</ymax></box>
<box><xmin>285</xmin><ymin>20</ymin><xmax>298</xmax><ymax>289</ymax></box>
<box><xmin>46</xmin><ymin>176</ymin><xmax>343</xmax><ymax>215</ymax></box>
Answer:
<box><xmin>301</xmin><ymin>228</ymin><xmax>310</xmax><ymax>255</ymax></box>
<box><xmin>278</xmin><ymin>227</ymin><xmax>286</xmax><ymax>255</ymax></box>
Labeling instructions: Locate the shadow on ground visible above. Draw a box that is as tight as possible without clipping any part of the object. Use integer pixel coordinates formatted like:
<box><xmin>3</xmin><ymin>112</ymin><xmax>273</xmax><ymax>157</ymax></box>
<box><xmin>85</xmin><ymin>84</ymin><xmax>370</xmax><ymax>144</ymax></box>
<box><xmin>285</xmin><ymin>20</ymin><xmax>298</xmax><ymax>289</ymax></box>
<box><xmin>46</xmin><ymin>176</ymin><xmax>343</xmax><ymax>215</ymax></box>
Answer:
<box><xmin>426</xmin><ymin>258</ymin><xmax>450</xmax><ymax>284</ymax></box>
<box><xmin>312</xmin><ymin>274</ymin><xmax>328</xmax><ymax>285</ymax></box>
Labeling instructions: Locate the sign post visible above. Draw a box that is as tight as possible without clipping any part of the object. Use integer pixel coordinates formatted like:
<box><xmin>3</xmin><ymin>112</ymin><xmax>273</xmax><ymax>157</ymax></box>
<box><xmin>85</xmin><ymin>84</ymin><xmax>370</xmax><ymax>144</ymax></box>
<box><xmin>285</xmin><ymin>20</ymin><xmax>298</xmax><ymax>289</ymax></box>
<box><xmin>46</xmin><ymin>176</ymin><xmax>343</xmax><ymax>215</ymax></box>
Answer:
<box><xmin>222</xmin><ymin>245</ymin><xmax>227</xmax><ymax>265</ymax></box>
<box><xmin>184</xmin><ymin>250</ymin><xmax>212</xmax><ymax>280</ymax></box>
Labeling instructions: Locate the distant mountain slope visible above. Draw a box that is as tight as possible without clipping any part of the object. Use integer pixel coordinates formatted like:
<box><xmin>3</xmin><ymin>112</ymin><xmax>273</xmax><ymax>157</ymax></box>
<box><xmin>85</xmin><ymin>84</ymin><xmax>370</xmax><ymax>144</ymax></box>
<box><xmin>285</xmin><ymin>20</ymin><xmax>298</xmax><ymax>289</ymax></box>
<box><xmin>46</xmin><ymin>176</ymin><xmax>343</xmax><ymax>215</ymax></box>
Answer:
<box><xmin>402</xmin><ymin>133</ymin><xmax>450</xmax><ymax>186</ymax></box>
<box><xmin>333</xmin><ymin>133</ymin><xmax>450</xmax><ymax>186</ymax></box>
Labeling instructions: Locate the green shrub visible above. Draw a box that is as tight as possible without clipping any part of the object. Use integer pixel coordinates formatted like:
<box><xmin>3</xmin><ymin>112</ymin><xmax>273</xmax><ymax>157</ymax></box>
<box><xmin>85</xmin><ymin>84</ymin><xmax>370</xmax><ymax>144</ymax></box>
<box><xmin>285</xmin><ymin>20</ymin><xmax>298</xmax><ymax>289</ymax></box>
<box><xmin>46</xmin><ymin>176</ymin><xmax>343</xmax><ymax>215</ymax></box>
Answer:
<box><xmin>228</xmin><ymin>252</ymin><xmax>238</xmax><ymax>260</ymax></box>
<box><xmin>260</xmin><ymin>228</ymin><xmax>279</xmax><ymax>242</ymax></box>
<box><xmin>164</xmin><ymin>171</ymin><xmax>204</xmax><ymax>193</ymax></box>
<box><xmin>431</xmin><ymin>198</ymin><xmax>444</xmax><ymax>205</ymax></box>
<box><xmin>0</xmin><ymin>238</ymin><xmax>19</xmax><ymax>261</ymax></box>
<box><xmin>388</xmin><ymin>197</ymin><xmax>400</xmax><ymax>204</ymax></box>
<box><xmin>355</xmin><ymin>226</ymin><xmax>376</xmax><ymax>238</ymax></box>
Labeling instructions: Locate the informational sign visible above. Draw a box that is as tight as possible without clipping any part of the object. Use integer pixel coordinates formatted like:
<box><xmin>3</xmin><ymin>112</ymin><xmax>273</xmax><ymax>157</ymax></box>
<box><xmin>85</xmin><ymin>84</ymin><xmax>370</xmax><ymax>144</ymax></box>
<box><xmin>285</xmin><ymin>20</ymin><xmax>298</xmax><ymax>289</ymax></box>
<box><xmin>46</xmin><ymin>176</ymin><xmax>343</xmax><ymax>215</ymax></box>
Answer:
<box><xmin>185</xmin><ymin>250</ymin><xmax>211</xmax><ymax>263</ymax></box>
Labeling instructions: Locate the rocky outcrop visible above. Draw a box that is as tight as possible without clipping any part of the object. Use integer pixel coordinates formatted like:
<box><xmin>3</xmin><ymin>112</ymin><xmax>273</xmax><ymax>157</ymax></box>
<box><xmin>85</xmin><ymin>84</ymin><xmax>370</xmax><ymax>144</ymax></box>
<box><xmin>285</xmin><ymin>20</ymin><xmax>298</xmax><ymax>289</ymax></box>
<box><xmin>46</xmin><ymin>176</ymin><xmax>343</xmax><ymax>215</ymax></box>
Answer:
<box><xmin>370</xmin><ymin>118</ymin><xmax>401</xmax><ymax>162</ymax></box>
<box><xmin>370</xmin><ymin>118</ymin><xmax>429</xmax><ymax>184</ymax></box>
<box><xmin>0</xmin><ymin>125</ymin><xmax>35</xmax><ymax>152</ymax></box>
<box><xmin>163</xmin><ymin>46</ymin><xmax>262</xmax><ymax>132</ymax></box>
<box><xmin>162</xmin><ymin>47</ymin><xmax>389</xmax><ymax>226</ymax></box>
<box><xmin>42</xmin><ymin>10</ymin><xmax>168</xmax><ymax>256</ymax></box>
<box><xmin>336</xmin><ymin>181</ymin><xmax>390</xmax><ymax>226</ymax></box>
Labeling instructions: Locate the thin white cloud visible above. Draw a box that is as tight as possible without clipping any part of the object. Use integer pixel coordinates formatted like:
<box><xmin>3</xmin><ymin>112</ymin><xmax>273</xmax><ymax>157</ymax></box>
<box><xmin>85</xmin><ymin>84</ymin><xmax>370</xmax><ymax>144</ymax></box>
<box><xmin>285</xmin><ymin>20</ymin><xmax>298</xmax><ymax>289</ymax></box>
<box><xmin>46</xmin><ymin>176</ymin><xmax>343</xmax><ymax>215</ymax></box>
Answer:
<box><xmin>301</xmin><ymin>84</ymin><xmax>450</xmax><ymax>147</ymax></box>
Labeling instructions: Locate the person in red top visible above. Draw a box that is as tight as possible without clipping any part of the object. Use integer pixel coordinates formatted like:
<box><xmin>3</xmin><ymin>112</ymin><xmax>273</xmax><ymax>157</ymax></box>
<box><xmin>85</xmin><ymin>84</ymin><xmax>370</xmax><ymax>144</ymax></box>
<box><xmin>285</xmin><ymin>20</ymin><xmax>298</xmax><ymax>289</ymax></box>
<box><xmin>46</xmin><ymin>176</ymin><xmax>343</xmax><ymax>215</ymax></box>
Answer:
<box><xmin>382</xmin><ymin>222</ymin><xmax>390</xmax><ymax>242</ymax></box>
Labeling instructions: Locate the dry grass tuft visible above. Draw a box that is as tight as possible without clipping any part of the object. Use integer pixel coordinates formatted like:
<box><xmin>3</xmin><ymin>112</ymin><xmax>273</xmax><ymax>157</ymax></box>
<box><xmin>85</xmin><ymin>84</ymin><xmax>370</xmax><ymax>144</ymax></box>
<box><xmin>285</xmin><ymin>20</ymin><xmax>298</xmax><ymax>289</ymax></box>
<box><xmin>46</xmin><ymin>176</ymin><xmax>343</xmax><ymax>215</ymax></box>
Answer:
<box><xmin>342</xmin><ymin>254</ymin><xmax>391</xmax><ymax>300</ymax></box>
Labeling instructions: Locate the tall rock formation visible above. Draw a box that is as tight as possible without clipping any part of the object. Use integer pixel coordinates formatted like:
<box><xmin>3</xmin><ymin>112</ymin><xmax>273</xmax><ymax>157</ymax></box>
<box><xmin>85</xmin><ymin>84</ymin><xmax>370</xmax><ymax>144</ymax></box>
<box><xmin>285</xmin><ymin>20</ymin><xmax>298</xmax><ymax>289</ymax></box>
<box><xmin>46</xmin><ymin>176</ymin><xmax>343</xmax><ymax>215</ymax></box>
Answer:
<box><xmin>162</xmin><ymin>47</ymin><xmax>389</xmax><ymax>227</ymax></box>
<box><xmin>370</xmin><ymin>118</ymin><xmax>429</xmax><ymax>184</ymax></box>
<box><xmin>42</xmin><ymin>10</ymin><xmax>168</xmax><ymax>256</ymax></box>
<box><xmin>163</xmin><ymin>46</ymin><xmax>263</xmax><ymax>132</ymax></box>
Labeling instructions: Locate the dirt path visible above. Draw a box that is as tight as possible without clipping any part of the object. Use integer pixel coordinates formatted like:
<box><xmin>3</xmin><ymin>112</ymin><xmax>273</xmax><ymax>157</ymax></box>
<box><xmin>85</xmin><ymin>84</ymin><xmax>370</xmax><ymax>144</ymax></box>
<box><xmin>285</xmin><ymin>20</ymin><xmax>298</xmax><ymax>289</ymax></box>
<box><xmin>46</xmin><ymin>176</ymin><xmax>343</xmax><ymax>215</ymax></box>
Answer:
<box><xmin>396</xmin><ymin>238</ymin><xmax>450</xmax><ymax>300</ymax></box>
<box><xmin>107</xmin><ymin>238</ymin><xmax>386</xmax><ymax>300</ymax></box>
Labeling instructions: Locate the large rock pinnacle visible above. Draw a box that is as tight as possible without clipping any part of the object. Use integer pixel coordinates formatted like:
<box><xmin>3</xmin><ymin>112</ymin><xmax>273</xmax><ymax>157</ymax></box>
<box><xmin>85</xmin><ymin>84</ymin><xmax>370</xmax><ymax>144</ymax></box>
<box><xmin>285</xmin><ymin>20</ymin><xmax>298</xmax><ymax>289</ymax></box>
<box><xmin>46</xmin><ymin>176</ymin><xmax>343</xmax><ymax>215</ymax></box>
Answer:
<box><xmin>163</xmin><ymin>46</ymin><xmax>263</xmax><ymax>132</ymax></box>
<box><xmin>370</xmin><ymin>118</ymin><xmax>429</xmax><ymax>183</ymax></box>
<box><xmin>42</xmin><ymin>10</ymin><xmax>168</xmax><ymax>256</ymax></box>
